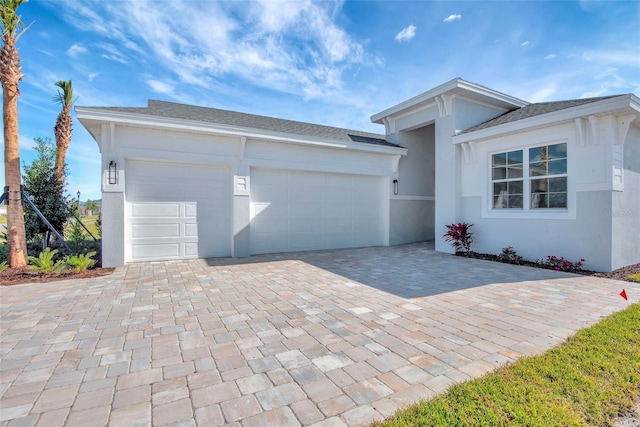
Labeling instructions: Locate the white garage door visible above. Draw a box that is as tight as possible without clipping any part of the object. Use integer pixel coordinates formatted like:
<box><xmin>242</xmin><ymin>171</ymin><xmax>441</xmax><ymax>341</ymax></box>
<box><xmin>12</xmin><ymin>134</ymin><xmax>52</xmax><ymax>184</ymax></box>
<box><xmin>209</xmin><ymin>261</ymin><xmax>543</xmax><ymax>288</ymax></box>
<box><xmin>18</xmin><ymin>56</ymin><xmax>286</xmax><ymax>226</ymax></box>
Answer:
<box><xmin>251</xmin><ymin>168</ymin><xmax>386</xmax><ymax>254</ymax></box>
<box><xmin>126</xmin><ymin>160</ymin><xmax>231</xmax><ymax>262</ymax></box>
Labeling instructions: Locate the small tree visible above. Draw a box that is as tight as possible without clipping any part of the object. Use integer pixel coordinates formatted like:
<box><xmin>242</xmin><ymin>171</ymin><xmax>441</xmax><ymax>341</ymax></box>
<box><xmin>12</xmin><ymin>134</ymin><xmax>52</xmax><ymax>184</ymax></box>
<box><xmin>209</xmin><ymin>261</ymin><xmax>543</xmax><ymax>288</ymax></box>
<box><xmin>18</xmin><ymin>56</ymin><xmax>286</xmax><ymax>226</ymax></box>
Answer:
<box><xmin>86</xmin><ymin>199</ymin><xmax>99</xmax><ymax>212</ymax></box>
<box><xmin>22</xmin><ymin>137</ymin><xmax>72</xmax><ymax>245</ymax></box>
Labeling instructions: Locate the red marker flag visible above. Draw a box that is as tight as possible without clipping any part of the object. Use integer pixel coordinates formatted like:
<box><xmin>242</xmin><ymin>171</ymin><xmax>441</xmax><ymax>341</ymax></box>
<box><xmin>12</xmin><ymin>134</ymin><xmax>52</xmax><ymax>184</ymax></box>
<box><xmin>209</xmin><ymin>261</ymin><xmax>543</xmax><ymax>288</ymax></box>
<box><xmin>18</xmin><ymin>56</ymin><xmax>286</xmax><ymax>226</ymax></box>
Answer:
<box><xmin>620</xmin><ymin>289</ymin><xmax>628</xmax><ymax>301</ymax></box>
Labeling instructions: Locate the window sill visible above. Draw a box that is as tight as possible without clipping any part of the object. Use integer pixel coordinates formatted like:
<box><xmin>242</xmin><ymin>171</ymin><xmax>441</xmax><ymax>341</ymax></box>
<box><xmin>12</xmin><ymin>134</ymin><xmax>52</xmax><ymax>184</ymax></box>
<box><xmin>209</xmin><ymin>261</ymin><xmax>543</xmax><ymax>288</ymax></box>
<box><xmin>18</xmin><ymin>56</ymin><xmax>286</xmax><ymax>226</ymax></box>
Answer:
<box><xmin>482</xmin><ymin>208</ymin><xmax>575</xmax><ymax>220</ymax></box>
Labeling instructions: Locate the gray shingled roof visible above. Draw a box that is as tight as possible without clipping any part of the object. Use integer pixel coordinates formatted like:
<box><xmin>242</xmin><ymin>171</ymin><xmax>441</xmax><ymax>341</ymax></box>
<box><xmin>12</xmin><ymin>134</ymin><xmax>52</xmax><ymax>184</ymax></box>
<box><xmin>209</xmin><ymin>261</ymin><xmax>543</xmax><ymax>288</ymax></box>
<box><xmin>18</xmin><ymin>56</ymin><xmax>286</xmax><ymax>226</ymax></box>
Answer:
<box><xmin>91</xmin><ymin>100</ymin><xmax>397</xmax><ymax>148</ymax></box>
<box><xmin>463</xmin><ymin>96</ymin><xmax>620</xmax><ymax>133</ymax></box>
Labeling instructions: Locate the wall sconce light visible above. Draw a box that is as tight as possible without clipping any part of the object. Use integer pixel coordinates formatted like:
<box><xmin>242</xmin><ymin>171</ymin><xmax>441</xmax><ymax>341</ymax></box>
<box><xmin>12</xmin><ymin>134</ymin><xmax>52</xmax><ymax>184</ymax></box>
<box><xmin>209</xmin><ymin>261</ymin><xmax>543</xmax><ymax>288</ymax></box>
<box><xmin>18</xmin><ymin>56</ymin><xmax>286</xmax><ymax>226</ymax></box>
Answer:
<box><xmin>108</xmin><ymin>161</ymin><xmax>117</xmax><ymax>185</ymax></box>
<box><xmin>393</xmin><ymin>179</ymin><xmax>398</xmax><ymax>195</ymax></box>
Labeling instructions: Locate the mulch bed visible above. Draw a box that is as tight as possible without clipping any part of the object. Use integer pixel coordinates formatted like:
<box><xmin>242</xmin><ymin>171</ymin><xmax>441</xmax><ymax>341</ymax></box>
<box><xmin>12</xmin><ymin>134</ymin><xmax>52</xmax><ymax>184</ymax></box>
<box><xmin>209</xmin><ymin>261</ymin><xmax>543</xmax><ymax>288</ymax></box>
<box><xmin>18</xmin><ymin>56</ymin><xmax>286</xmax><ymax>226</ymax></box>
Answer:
<box><xmin>0</xmin><ymin>267</ymin><xmax>115</xmax><ymax>286</ymax></box>
<box><xmin>458</xmin><ymin>252</ymin><xmax>639</xmax><ymax>282</ymax></box>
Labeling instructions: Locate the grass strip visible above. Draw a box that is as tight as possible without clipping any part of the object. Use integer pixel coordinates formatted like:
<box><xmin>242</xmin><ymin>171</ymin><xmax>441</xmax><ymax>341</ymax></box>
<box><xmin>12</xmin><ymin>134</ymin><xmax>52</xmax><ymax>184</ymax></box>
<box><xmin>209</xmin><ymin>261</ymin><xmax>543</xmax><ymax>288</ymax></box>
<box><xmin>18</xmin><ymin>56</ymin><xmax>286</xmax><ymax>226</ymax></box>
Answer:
<box><xmin>372</xmin><ymin>303</ymin><xmax>640</xmax><ymax>426</ymax></box>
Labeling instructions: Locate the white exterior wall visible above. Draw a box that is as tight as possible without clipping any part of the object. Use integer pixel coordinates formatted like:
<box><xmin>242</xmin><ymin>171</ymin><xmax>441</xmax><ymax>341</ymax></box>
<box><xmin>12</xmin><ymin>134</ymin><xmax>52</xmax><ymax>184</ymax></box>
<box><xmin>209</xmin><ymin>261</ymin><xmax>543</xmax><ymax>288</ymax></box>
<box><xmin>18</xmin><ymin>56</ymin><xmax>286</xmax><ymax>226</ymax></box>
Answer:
<box><xmin>97</xmin><ymin>124</ymin><xmax>400</xmax><ymax>266</ymax></box>
<box><xmin>457</xmin><ymin>120</ymin><xmax>634</xmax><ymax>271</ymax></box>
<box><xmin>611</xmin><ymin>124</ymin><xmax>640</xmax><ymax>270</ymax></box>
<box><xmin>387</xmin><ymin>126</ymin><xmax>436</xmax><ymax>245</ymax></box>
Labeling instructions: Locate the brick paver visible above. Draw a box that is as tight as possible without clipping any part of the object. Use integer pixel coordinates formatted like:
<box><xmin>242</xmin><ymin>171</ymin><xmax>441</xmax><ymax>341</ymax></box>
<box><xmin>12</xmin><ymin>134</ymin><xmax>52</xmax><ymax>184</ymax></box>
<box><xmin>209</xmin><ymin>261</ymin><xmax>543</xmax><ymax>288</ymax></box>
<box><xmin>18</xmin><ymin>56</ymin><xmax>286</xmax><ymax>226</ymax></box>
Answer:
<box><xmin>1</xmin><ymin>242</ymin><xmax>637</xmax><ymax>426</ymax></box>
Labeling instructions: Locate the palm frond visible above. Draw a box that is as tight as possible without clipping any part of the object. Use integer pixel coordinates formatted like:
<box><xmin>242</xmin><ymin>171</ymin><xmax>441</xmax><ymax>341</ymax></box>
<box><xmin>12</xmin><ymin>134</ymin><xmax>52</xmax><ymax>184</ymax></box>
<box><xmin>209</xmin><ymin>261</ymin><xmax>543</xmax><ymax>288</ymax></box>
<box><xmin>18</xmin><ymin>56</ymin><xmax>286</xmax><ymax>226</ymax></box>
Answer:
<box><xmin>53</xmin><ymin>80</ymin><xmax>75</xmax><ymax>106</ymax></box>
<box><xmin>0</xmin><ymin>0</ymin><xmax>28</xmax><ymax>38</ymax></box>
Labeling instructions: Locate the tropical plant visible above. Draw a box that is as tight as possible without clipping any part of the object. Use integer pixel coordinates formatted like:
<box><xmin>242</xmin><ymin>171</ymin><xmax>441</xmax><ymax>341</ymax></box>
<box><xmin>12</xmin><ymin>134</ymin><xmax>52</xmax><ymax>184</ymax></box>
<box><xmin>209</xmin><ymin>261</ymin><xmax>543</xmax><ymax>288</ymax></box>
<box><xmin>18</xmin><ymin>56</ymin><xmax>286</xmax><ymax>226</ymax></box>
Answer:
<box><xmin>1</xmin><ymin>0</ymin><xmax>29</xmax><ymax>267</ymax></box>
<box><xmin>65</xmin><ymin>251</ymin><xmax>96</xmax><ymax>272</ymax></box>
<box><xmin>537</xmin><ymin>255</ymin><xmax>585</xmax><ymax>273</ymax></box>
<box><xmin>500</xmin><ymin>246</ymin><xmax>522</xmax><ymax>264</ymax></box>
<box><xmin>22</xmin><ymin>137</ymin><xmax>73</xmax><ymax>244</ymax></box>
<box><xmin>53</xmin><ymin>80</ymin><xmax>74</xmax><ymax>183</ymax></box>
<box><xmin>443</xmin><ymin>222</ymin><xmax>474</xmax><ymax>254</ymax></box>
<box><xmin>0</xmin><ymin>260</ymin><xmax>7</xmax><ymax>273</ymax></box>
<box><xmin>27</xmin><ymin>247</ymin><xmax>65</xmax><ymax>274</ymax></box>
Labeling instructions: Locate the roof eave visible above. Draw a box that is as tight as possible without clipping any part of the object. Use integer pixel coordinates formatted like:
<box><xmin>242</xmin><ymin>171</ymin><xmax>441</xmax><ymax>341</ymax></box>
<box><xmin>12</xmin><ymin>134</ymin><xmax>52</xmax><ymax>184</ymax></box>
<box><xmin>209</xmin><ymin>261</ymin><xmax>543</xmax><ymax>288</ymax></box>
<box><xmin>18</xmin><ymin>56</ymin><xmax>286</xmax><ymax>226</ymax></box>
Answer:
<box><xmin>75</xmin><ymin>107</ymin><xmax>407</xmax><ymax>156</ymax></box>
<box><xmin>370</xmin><ymin>78</ymin><xmax>528</xmax><ymax>124</ymax></box>
<box><xmin>452</xmin><ymin>94</ymin><xmax>640</xmax><ymax>144</ymax></box>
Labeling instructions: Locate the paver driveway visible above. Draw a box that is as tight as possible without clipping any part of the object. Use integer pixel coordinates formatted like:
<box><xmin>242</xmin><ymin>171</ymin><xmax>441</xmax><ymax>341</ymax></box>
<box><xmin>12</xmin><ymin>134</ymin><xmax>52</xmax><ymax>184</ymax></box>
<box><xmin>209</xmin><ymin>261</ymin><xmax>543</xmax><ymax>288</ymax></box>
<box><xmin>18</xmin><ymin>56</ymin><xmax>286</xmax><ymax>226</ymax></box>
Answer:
<box><xmin>1</xmin><ymin>242</ymin><xmax>637</xmax><ymax>426</ymax></box>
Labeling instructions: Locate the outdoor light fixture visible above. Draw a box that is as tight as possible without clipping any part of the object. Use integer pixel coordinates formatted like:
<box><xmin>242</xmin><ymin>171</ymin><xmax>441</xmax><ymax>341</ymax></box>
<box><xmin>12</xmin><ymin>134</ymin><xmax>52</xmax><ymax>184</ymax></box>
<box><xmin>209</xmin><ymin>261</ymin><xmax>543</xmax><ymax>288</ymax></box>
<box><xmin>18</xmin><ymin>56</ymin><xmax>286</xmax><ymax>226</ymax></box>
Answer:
<box><xmin>108</xmin><ymin>161</ymin><xmax>117</xmax><ymax>184</ymax></box>
<box><xmin>393</xmin><ymin>179</ymin><xmax>398</xmax><ymax>195</ymax></box>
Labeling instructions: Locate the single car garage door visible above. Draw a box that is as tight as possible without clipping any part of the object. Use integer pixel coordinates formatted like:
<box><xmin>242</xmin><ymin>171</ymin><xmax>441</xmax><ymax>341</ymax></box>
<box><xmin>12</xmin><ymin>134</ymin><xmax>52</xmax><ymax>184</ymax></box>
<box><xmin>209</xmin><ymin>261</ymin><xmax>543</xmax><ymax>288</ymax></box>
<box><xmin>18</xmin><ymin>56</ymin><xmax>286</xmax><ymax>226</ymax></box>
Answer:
<box><xmin>250</xmin><ymin>167</ymin><xmax>386</xmax><ymax>254</ymax></box>
<box><xmin>126</xmin><ymin>160</ymin><xmax>231</xmax><ymax>262</ymax></box>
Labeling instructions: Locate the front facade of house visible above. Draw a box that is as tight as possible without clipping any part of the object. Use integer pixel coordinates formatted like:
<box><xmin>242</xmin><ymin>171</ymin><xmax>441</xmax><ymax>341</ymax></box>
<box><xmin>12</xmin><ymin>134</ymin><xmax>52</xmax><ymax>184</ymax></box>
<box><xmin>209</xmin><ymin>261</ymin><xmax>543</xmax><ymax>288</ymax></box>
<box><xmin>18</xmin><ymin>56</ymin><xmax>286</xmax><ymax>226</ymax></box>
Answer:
<box><xmin>77</xmin><ymin>78</ymin><xmax>640</xmax><ymax>271</ymax></box>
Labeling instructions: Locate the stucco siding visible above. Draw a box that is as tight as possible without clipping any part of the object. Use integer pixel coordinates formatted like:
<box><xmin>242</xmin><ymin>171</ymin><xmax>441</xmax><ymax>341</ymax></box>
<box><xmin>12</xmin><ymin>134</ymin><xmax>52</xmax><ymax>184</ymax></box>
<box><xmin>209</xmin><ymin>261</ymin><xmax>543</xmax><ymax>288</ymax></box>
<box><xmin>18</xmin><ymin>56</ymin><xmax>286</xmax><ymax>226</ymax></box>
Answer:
<box><xmin>389</xmin><ymin>199</ymin><xmax>434</xmax><ymax>245</ymax></box>
<box><xmin>396</xmin><ymin>125</ymin><xmax>435</xmax><ymax>197</ymax></box>
<box><xmin>454</xmin><ymin>98</ymin><xmax>508</xmax><ymax>133</ymax></box>
<box><xmin>461</xmin><ymin>191</ymin><xmax>613</xmax><ymax>272</ymax></box>
<box><xmin>101</xmin><ymin>192</ymin><xmax>125</xmax><ymax>268</ymax></box>
<box><xmin>611</xmin><ymin>124</ymin><xmax>640</xmax><ymax>269</ymax></box>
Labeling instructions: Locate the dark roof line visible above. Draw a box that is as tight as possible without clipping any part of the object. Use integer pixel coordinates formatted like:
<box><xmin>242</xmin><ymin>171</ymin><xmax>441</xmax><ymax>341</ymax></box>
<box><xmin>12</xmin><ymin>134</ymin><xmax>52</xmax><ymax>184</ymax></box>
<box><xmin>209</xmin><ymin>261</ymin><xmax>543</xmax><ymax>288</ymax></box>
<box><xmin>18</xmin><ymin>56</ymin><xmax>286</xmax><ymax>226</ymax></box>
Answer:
<box><xmin>463</xmin><ymin>96</ymin><xmax>621</xmax><ymax>133</ymax></box>
<box><xmin>87</xmin><ymin>100</ymin><xmax>398</xmax><ymax>148</ymax></box>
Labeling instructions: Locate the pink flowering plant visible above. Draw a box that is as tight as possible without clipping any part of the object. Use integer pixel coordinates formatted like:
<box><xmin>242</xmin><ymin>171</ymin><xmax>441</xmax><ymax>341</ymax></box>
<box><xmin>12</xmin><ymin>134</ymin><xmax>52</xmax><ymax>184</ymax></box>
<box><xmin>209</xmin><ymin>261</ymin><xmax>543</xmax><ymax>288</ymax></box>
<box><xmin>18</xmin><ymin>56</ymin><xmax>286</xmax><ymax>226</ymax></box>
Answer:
<box><xmin>443</xmin><ymin>222</ymin><xmax>474</xmax><ymax>254</ymax></box>
<box><xmin>538</xmin><ymin>255</ymin><xmax>585</xmax><ymax>272</ymax></box>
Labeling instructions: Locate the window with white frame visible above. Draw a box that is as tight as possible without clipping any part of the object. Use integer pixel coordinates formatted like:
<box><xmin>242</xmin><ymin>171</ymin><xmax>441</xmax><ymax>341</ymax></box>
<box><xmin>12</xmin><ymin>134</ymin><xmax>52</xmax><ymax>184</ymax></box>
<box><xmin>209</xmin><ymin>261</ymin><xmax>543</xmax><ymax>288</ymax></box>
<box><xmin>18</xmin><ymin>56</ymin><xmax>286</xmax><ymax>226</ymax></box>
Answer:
<box><xmin>492</xmin><ymin>150</ymin><xmax>523</xmax><ymax>209</ymax></box>
<box><xmin>491</xmin><ymin>142</ymin><xmax>567</xmax><ymax>210</ymax></box>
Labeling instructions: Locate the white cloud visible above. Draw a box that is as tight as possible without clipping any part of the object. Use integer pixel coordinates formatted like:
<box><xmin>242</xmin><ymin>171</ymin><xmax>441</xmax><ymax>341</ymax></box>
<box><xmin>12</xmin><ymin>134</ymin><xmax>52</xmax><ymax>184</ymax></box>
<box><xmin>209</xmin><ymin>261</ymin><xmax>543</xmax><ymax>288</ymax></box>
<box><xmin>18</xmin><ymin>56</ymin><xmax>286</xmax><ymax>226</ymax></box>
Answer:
<box><xmin>67</xmin><ymin>43</ymin><xmax>87</xmax><ymax>57</ymax></box>
<box><xmin>521</xmin><ymin>41</ymin><xmax>530</xmax><ymax>47</ymax></box>
<box><xmin>147</xmin><ymin>80</ymin><xmax>175</xmax><ymax>95</ymax></box>
<box><xmin>544</xmin><ymin>54</ymin><xmax>557</xmax><ymax>60</ymax></box>
<box><xmin>528</xmin><ymin>86</ymin><xmax>557</xmax><ymax>102</ymax></box>
<box><xmin>395</xmin><ymin>24</ymin><xmax>416</xmax><ymax>42</ymax></box>
<box><xmin>52</xmin><ymin>1</ymin><xmax>379</xmax><ymax>104</ymax></box>
<box><xmin>443</xmin><ymin>14</ymin><xmax>461</xmax><ymax>23</ymax></box>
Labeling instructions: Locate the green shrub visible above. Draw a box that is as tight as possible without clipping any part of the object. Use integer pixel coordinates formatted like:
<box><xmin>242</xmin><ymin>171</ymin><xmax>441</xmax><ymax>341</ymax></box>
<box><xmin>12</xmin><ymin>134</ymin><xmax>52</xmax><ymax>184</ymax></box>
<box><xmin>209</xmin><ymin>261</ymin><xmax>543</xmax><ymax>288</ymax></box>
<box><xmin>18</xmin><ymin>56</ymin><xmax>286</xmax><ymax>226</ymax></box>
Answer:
<box><xmin>27</xmin><ymin>248</ymin><xmax>66</xmax><ymax>274</ymax></box>
<box><xmin>0</xmin><ymin>241</ymin><xmax>7</xmax><ymax>263</ymax></box>
<box><xmin>500</xmin><ymin>246</ymin><xmax>523</xmax><ymax>264</ymax></box>
<box><xmin>536</xmin><ymin>255</ymin><xmax>585</xmax><ymax>272</ymax></box>
<box><xmin>65</xmin><ymin>251</ymin><xmax>97</xmax><ymax>272</ymax></box>
<box><xmin>0</xmin><ymin>261</ymin><xmax>7</xmax><ymax>274</ymax></box>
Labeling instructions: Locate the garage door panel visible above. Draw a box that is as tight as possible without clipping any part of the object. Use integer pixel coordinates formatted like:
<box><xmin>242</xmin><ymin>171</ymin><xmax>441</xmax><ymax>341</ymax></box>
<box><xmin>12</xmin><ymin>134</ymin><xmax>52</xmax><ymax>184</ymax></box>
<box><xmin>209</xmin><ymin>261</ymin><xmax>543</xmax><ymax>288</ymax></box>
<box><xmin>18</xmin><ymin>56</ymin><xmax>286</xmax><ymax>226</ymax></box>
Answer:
<box><xmin>252</xmin><ymin>220</ymin><xmax>288</xmax><ymax>234</ymax></box>
<box><xmin>132</xmin><ymin>243</ymin><xmax>180</xmax><ymax>259</ymax></box>
<box><xmin>184</xmin><ymin>223</ymin><xmax>199</xmax><ymax>237</ymax></box>
<box><xmin>252</xmin><ymin>203</ymin><xmax>289</xmax><ymax>221</ymax></box>
<box><xmin>290</xmin><ymin>219</ymin><xmax>322</xmax><ymax>233</ymax></box>
<box><xmin>250</xmin><ymin>167</ymin><xmax>385</xmax><ymax>254</ymax></box>
<box><xmin>324</xmin><ymin>218</ymin><xmax>353</xmax><ymax>231</ymax></box>
<box><xmin>324</xmin><ymin>204</ymin><xmax>353</xmax><ymax>218</ymax></box>
<box><xmin>132</xmin><ymin>223</ymin><xmax>180</xmax><ymax>238</ymax></box>
<box><xmin>132</xmin><ymin>203</ymin><xmax>180</xmax><ymax>218</ymax></box>
<box><xmin>290</xmin><ymin>204</ymin><xmax>323</xmax><ymax>218</ymax></box>
<box><xmin>126</xmin><ymin>160</ymin><xmax>231</xmax><ymax>262</ymax></box>
<box><xmin>185</xmin><ymin>243</ymin><xmax>199</xmax><ymax>257</ymax></box>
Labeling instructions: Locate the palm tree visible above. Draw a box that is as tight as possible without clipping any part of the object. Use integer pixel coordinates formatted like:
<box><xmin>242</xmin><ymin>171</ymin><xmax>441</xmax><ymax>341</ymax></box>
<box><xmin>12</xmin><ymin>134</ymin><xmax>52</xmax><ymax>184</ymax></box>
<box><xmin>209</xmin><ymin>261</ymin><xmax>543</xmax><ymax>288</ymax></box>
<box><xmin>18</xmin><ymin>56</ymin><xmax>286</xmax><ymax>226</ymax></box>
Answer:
<box><xmin>1</xmin><ymin>0</ymin><xmax>29</xmax><ymax>267</ymax></box>
<box><xmin>53</xmin><ymin>80</ymin><xmax>73</xmax><ymax>183</ymax></box>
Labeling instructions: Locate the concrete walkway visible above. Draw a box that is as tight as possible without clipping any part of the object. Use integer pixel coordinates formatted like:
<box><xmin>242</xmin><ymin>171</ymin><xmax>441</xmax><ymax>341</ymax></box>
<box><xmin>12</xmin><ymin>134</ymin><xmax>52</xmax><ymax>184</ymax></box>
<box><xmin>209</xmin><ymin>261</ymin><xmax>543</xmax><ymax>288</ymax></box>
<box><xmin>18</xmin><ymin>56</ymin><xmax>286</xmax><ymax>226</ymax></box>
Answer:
<box><xmin>1</xmin><ymin>242</ymin><xmax>637</xmax><ymax>426</ymax></box>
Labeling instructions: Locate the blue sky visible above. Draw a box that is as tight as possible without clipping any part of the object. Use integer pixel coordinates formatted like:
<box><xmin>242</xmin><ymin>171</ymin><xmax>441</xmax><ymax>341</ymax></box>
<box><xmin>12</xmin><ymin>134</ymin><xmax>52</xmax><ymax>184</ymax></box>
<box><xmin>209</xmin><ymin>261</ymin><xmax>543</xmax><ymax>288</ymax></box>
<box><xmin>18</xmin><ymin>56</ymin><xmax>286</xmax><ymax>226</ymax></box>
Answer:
<box><xmin>2</xmin><ymin>0</ymin><xmax>639</xmax><ymax>201</ymax></box>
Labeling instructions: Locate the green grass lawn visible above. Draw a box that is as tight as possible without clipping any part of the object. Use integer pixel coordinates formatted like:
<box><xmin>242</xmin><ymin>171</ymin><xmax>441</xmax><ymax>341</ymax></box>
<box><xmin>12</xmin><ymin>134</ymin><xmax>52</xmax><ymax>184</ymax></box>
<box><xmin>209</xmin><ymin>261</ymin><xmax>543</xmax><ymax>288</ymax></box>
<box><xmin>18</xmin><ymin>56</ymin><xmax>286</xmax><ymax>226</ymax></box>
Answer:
<box><xmin>371</xmin><ymin>303</ymin><xmax>640</xmax><ymax>426</ymax></box>
<box><xmin>78</xmin><ymin>214</ymin><xmax>100</xmax><ymax>238</ymax></box>
<box><xmin>0</xmin><ymin>215</ymin><xmax>99</xmax><ymax>245</ymax></box>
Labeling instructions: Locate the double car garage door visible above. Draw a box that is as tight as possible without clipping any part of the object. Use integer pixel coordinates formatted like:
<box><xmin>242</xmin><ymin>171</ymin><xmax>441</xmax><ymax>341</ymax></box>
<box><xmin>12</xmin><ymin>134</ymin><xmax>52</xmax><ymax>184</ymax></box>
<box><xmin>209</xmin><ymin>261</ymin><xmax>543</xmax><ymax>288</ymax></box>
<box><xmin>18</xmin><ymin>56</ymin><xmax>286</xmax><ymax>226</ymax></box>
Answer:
<box><xmin>126</xmin><ymin>161</ymin><xmax>385</xmax><ymax>262</ymax></box>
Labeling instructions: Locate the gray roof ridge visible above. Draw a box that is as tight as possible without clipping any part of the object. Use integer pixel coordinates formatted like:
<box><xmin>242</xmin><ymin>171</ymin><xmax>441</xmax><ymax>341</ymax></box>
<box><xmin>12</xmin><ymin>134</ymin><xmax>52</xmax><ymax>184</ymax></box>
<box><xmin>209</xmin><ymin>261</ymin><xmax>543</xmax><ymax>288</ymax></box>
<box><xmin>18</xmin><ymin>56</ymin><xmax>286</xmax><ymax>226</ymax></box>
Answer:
<box><xmin>461</xmin><ymin>94</ymin><xmax>627</xmax><ymax>134</ymax></box>
<box><xmin>145</xmin><ymin>99</ymin><xmax>388</xmax><ymax>140</ymax></box>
